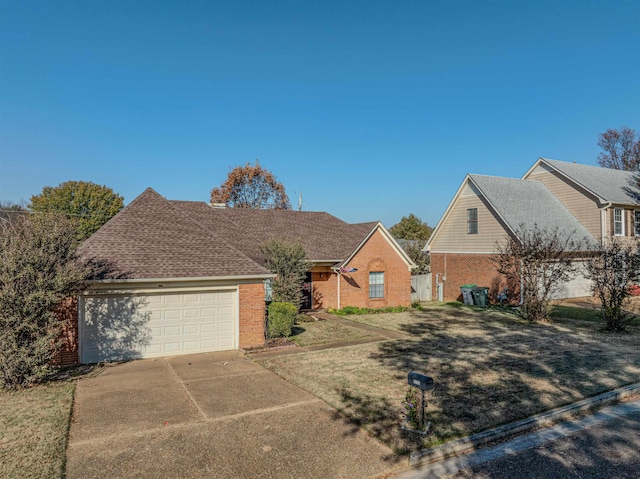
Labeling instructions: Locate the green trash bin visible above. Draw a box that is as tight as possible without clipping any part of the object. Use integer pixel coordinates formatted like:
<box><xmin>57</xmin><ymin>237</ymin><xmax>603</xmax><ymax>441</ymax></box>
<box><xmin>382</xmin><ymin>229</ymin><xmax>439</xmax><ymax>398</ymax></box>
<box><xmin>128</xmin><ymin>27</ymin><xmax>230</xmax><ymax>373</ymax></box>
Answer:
<box><xmin>472</xmin><ymin>287</ymin><xmax>489</xmax><ymax>307</ymax></box>
<box><xmin>460</xmin><ymin>284</ymin><xmax>476</xmax><ymax>305</ymax></box>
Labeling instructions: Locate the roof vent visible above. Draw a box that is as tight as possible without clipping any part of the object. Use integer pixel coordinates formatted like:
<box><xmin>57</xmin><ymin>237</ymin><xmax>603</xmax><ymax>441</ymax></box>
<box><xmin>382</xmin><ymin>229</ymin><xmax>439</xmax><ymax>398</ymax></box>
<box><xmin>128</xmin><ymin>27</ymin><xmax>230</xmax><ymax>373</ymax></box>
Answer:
<box><xmin>210</xmin><ymin>203</ymin><xmax>227</xmax><ymax>208</ymax></box>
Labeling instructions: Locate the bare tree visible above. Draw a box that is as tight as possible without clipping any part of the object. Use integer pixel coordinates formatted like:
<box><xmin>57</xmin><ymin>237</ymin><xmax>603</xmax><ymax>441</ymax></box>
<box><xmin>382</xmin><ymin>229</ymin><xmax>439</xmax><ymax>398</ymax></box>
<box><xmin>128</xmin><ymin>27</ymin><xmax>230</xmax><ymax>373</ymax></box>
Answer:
<box><xmin>584</xmin><ymin>239</ymin><xmax>640</xmax><ymax>332</ymax></box>
<box><xmin>597</xmin><ymin>127</ymin><xmax>640</xmax><ymax>171</ymax></box>
<box><xmin>494</xmin><ymin>225</ymin><xmax>583</xmax><ymax>322</ymax></box>
<box><xmin>210</xmin><ymin>160</ymin><xmax>291</xmax><ymax>209</ymax></box>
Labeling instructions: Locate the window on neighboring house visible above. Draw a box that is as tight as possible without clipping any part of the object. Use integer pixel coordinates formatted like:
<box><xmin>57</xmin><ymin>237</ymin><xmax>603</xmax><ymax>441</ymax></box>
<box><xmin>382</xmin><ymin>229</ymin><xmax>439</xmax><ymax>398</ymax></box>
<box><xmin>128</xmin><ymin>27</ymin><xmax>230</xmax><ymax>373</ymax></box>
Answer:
<box><xmin>635</xmin><ymin>211</ymin><xmax>640</xmax><ymax>236</ymax></box>
<box><xmin>369</xmin><ymin>272</ymin><xmax>384</xmax><ymax>299</ymax></box>
<box><xmin>614</xmin><ymin>208</ymin><xmax>624</xmax><ymax>236</ymax></box>
<box><xmin>467</xmin><ymin>208</ymin><xmax>478</xmax><ymax>234</ymax></box>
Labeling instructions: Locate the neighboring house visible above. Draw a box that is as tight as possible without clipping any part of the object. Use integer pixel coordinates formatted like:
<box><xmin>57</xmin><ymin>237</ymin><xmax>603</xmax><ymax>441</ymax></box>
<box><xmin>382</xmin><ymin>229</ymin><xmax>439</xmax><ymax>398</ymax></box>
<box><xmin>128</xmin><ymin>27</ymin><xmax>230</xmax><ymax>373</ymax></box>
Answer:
<box><xmin>426</xmin><ymin>158</ymin><xmax>640</xmax><ymax>302</ymax></box>
<box><xmin>57</xmin><ymin>188</ymin><xmax>414</xmax><ymax>365</ymax></box>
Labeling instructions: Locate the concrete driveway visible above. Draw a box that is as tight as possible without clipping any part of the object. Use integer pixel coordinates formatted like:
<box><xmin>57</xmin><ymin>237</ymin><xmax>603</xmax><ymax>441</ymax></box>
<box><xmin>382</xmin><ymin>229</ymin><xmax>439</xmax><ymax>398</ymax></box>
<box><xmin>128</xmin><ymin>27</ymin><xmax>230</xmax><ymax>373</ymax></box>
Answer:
<box><xmin>66</xmin><ymin>351</ymin><xmax>399</xmax><ymax>478</ymax></box>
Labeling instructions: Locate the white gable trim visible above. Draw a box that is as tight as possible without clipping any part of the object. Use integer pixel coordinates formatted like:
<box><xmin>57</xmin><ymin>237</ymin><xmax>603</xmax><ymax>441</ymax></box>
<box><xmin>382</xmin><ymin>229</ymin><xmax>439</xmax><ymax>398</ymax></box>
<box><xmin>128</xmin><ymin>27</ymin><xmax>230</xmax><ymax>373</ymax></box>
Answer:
<box><xmin>426</xmin><ymin>175</ymin><xmax>516</xmax><ymax>251</ymax></box>
<box><xmin>523</xmin><ymin>158</ymin><xmax>604</xmax><ymax>203</ymax></box>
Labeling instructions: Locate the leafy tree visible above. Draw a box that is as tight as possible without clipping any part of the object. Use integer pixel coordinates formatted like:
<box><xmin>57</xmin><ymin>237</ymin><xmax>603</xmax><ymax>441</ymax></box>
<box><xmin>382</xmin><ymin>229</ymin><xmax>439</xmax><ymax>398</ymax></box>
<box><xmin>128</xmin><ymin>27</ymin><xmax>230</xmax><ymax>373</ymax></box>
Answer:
<box><xmin>390</xmin><ymin>213</ymin><xmax>433</xmax><ymax>241</ymax></box>
<box><xmin>402</xmin><ymin>239</ymin><xmax>430</xmax><ymax>275</ymax></box>
<box><xmin>494</xmin><ymin>225</ymin><xmax>584</xmax><ymax>322</ymax></box>
<box><xmin>260</xmin><ymin>238</ymin><xmax>311</xmax><ymax>307</ymax></box>
<box><xmin>597</xmin><ymin>127</ymin><xmax>640</xmax><ymax>171</ymax></box>
<box><xmin>584</xmin><ymin>239</ymin><xmax>640</xmax><ymax>332</ymax></box>
<box><xmin>210</xmin><ymin>161</ymin><xmax>291</xmax><ymax>209</ymax></box>
<box><xmin>29</xmin><ymin>181</ymin><xmax>124</xmax><ymax>242</ymax></box>
<box><xmin>0</xmin><ymin>213</ymin><xmax>116</xmax><ymax>389</ymax></box>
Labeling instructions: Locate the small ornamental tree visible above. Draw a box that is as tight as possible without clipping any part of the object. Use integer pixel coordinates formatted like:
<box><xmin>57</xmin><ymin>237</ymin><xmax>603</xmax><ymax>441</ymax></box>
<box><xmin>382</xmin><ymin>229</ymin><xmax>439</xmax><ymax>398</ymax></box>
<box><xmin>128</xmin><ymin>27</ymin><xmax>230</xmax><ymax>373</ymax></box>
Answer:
<box><xmin>584</xmin><ymin>239</ymin><xmax>640</xmax><ymax>332</ymax></box>
<box><xmin>0</xmin><ymin>214</ymin><xmax>116</xmax><ymax>389</ymax></box>
<box><xmin>494</xmin><ymin>225</ymin><xmax>583</xmax><ymax>322</ymax></box>
<box><xmin>260</xmin><ymin>238</ymin><xmax>311</xmax><ymax>307</ymax></box>
<box><xmin>210</xmin><ymin>160</ymin><xmax>291</xmax><ymax>209</ymax></box>
<box><xmin>403</xmin><ymin>239</ymin><xmax>430</xmax><ymax>275</ymax></box>
<box><xmin>29</xmin><ymin>181</ymin><xmax>124</xmax><ymax>242</ymax></box>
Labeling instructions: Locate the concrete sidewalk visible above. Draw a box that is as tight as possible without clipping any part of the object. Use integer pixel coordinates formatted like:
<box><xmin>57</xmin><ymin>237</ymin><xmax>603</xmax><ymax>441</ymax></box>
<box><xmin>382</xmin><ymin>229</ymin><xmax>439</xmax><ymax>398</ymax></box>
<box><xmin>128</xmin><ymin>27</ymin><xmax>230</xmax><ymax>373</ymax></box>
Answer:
<box><xmin>66</xmin><ymin>351</ymin><xmax>401</xmax><ymax>479</ymax></box>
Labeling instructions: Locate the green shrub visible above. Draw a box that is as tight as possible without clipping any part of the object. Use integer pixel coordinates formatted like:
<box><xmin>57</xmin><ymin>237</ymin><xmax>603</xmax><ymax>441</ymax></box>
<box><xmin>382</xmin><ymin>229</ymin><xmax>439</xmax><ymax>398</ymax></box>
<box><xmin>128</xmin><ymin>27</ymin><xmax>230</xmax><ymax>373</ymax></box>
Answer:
<box><xmin>267</xmin><ymin>302</ymin><xmax>298</xmax><ymax>338</ymax></box>
<box><xmin>328</xmin><ymin>305</ymin><xmax>410</xmax><ymax>315</ymax></box>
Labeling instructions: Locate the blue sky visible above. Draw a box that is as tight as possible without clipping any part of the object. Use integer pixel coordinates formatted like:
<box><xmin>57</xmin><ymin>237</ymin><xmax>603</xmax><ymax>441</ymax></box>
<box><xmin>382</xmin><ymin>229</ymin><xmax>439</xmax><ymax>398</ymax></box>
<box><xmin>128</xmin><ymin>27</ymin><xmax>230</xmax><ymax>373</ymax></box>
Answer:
<box><xmin>1</xmin><ymin>1</ymin><xmax>638</xmax><ymax>228</ymax></box>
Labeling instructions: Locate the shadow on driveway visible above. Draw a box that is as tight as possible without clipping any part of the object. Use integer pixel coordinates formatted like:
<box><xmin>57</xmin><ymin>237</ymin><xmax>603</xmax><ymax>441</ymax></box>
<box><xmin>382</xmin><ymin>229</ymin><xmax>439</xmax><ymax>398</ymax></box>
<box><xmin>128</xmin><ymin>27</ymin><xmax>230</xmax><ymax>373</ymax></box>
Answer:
<box><xmin>66</xmin><ymin>351</ymin><xmax>400</xmax><ymax>479</ymax></box>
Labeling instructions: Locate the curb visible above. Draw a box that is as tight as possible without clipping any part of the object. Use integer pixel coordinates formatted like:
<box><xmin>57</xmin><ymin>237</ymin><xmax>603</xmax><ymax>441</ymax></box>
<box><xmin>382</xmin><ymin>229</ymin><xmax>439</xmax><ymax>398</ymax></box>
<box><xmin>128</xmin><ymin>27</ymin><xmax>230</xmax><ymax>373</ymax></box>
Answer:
<box><xmin>409</xmin><ymin>382</ymin><xmax>640</xmax><ymax>468</ymax></box>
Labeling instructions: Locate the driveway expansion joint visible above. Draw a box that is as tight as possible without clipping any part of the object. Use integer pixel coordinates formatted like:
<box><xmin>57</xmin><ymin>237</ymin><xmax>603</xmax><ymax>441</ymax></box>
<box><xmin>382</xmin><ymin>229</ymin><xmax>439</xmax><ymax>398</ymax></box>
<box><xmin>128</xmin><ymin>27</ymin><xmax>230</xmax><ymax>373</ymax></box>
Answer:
<box><xmin>164</xmin><ymin>357</ymin><xmax>208</xmax><ymax>421</ymax></box>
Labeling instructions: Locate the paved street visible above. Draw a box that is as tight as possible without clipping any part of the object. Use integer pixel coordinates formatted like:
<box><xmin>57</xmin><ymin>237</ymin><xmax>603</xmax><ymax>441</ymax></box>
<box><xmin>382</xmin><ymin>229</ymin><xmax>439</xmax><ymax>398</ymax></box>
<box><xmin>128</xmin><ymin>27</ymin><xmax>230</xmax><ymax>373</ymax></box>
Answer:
<box><xmin>396</xmin><ymin>401</ymin><xmax>640</xmax><ymax>479</ymax></box>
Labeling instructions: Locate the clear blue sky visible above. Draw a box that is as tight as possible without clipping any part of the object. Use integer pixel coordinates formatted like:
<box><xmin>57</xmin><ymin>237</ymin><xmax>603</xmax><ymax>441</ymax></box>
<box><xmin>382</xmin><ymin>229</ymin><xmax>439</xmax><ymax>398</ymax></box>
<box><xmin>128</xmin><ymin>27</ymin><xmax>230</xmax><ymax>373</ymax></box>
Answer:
<box><xmin>1</xmin><ymin>1</ymin><xmax>638</xmax><ymax>228</ymax></box>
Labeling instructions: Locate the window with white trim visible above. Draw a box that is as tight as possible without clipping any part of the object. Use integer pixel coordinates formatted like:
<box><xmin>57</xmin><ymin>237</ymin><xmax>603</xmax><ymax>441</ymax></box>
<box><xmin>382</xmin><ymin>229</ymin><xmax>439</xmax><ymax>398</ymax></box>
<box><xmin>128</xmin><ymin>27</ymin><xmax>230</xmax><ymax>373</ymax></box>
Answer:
<box><xmin>614</xmin><ymin>208</ymin><xmax>624</xmax><ymax>236</ymax></box>
<box><xmin>635</xmin><ymin>211</ymin><xmax>640</xmax><ymax>236</ymax></box>
<box><xmin>467</xmin><ymin>208</ymin><xmax>478</xmax><ymax>234</ymax></box>
<box><xmin>369</xmin><ymin>272</ymin><xmax>384</xmax><ymax>299</ymax></box>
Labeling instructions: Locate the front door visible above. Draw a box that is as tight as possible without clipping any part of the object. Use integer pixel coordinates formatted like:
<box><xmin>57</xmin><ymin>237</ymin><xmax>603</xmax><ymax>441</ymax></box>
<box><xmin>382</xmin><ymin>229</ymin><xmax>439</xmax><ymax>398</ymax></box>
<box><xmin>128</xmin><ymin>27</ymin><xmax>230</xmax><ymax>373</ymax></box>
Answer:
<box><xmin>301</xmin><ymin>272</ymin><xmax>312</xmax><ymax>310</ymax></box>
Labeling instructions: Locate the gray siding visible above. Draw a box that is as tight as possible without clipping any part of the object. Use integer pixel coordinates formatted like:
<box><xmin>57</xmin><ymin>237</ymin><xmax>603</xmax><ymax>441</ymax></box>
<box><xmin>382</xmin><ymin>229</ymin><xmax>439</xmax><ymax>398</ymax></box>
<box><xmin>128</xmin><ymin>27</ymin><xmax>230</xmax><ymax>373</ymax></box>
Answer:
<box><xmin>429</xmin><ymin>183</ymin><xmax>509</xmax><ymax>253</ymax></box>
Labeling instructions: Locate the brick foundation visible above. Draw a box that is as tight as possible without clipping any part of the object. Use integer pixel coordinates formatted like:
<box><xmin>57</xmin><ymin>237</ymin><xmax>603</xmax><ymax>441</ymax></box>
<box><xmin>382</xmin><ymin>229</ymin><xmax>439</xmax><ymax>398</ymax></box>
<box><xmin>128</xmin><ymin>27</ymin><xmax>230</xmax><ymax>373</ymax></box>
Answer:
<box><xmin>52</xmin><ymin>297</ymin><xmax>80</xmax><ymax>366</ymax></box>
<box><xmin>430</xmin><ymin>253</ymin><xmax>513</xmax><ymax>303</ymax></box>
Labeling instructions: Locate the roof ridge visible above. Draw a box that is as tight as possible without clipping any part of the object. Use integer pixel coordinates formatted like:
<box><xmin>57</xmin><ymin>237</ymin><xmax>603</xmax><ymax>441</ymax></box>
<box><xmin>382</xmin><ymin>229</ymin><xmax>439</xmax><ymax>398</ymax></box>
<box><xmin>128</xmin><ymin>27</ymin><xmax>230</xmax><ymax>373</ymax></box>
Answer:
<box><xmin>79</xmin><ymin>187</ymin><xmax>163</xmax><ymax>252</ymax></box>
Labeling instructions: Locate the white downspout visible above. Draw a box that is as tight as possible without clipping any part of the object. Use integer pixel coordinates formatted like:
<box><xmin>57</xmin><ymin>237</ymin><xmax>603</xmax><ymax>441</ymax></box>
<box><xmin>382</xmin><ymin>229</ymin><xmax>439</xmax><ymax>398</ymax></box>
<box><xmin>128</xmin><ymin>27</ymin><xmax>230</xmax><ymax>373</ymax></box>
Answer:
<box><xmin>337</xmin><ymin>271</ymin><xmax>341</xmax><ymax>309</ymax></box>
<box><xmin>601</xmin><ymin>203</ymin><xmax>611</xmax><ymax>246</ymax></box>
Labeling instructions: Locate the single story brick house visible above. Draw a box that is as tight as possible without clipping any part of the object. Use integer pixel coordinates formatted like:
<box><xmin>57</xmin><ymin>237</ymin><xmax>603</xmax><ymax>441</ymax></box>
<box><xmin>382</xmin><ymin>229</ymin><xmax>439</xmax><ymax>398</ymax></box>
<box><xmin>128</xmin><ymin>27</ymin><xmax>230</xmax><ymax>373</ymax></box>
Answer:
<box><xmin>58</xmin><ymin>188</ymin><xmax>414</xmax><ymax>365</ymax></box>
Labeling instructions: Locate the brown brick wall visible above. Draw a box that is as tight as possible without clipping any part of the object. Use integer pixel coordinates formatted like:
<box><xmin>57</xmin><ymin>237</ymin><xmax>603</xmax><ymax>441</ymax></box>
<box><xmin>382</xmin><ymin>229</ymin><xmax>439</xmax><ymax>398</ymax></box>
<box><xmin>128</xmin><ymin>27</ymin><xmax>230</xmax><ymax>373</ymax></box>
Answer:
<box><xmin>430</xmin><ymin>253</ymin><xmax>512</xmax><ymax>302</ymax></box>
<box><xmin>239</xmin><ymin>282</ymin><xmax>266</xmax><ymax>348</ymax></box>
<box><xmin>312</xmin><ymin>229</ymin><xmax>412</xmax><ymax>309</ymax></box>
<box><xmin>52</xmin><ymin>296</ymin><xmax>80</xmax><ymax>367</ymax></box>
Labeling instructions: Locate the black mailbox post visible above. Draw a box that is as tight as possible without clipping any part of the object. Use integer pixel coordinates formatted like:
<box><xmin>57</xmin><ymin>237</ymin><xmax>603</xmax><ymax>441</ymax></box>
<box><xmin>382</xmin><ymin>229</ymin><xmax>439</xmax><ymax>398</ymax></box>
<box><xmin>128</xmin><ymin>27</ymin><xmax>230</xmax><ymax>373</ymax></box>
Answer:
<box><xmin>407</xmin><ymin>371</ymin><xmax>434</xmax><ymax>433</ymax></box>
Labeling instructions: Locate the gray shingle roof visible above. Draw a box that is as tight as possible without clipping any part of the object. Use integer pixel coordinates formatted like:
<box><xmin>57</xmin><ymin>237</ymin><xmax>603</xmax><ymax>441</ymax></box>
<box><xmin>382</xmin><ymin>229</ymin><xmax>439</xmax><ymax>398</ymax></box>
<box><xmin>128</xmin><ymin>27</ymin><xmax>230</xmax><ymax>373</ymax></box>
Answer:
<box><xmin>79</xmin><ymin>188</ymin><xmax>381</xmax><ymax>280</ymax></box>
<box><xmin>539</xmin><ymin>158</ymin><xmax>640</xmax><ymax>205</ymax></box>
<box><xmin>469</xmin><ymin>174</ymin><xmax>596</xmax><ymax>246</ymax></box>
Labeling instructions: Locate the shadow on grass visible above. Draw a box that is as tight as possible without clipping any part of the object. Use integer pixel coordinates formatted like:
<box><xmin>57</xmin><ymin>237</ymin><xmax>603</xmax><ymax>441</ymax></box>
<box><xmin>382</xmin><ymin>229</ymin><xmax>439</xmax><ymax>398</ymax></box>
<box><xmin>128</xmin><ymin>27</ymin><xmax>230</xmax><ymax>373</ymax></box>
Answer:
<box><xmin>333</xmin><ymin>306</ymin><xmax>640</xmax><ymax>453</ymax></box>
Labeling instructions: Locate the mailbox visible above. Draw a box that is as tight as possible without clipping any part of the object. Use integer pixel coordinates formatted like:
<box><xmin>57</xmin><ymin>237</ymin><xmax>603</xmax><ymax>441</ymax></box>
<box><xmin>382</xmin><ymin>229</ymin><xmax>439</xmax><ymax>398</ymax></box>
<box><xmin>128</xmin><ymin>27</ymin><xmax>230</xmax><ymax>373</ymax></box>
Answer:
<box><xmin>408</xmin><ymin>371</ymin><xmax>434</xmax><ymax>391</ymax></box>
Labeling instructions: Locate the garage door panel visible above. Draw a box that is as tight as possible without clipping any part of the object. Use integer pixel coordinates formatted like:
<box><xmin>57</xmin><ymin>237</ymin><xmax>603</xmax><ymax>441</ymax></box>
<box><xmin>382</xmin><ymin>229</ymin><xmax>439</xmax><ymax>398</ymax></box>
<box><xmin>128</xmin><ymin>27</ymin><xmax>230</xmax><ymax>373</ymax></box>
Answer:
<box><xmin>81</xmin><ymin>290</ymin><xmax>237</xmax><ymax>363</ymax></box>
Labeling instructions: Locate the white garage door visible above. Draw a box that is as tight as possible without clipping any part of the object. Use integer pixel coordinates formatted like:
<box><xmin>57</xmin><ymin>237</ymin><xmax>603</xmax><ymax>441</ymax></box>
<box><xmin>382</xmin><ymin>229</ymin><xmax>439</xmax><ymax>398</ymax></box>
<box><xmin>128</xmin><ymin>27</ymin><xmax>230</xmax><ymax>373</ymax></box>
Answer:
<box><xmin>551</xmin><ymin>263</ymin><xmax>593</xmax><ymax>299</ymax></box>
<box><xmin>80</xmin><ymin>290</ymin><xmax>237</xmax><ymax>363</ymax></box>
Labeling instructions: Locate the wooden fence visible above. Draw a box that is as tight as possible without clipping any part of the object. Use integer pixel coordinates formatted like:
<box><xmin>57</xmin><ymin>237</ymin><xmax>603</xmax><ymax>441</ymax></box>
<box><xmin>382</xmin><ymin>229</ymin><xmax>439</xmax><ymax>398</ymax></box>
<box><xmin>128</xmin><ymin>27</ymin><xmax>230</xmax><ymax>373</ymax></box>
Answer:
<box><xmin>411</xmin><ymin>274</ymin><xmax>432</xmax><ymax>302</ymax></box>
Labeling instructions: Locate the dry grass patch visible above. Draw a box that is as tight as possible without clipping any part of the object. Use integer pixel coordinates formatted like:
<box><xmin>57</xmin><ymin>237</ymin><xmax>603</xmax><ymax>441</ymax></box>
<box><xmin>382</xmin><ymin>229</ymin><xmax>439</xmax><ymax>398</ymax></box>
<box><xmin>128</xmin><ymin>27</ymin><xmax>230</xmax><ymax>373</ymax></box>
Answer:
<box><xmin>290</xmin><ymin>320</ymin><xmax>379</xmax><ymax>347</ymax></box>
<box><xmin>258</xmin><ymin>304</ymin><xmax>640</xmax><ymax>454</ymax></box>
<box><xmin>0</xmin><ymin>381</ymin><xmax>75</xmax><ymax>479</ymax></box>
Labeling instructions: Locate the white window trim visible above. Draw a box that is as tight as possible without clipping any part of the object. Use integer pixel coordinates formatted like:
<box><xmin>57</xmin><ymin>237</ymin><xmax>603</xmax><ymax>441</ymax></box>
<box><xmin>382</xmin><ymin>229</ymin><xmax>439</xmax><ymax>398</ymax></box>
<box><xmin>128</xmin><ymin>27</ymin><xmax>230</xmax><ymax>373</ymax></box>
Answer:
<box><xmin>635</xmin><ymin>210</ymin><xmax>640</xmax><ymax>236</ymax></box>
<box><xmin>614</xmin><ymin>208</ymin><xmax>625</xmax><ymax>236</ymax></box>
<box><xmin>369</xmin><ymin>271</ymin><xmax>384</xmax><ymax>299</ymax></box>
<box><xmin>467</xmin><ymin>208</ymin><xmax>478</xmax><ymax>235</ymax></box>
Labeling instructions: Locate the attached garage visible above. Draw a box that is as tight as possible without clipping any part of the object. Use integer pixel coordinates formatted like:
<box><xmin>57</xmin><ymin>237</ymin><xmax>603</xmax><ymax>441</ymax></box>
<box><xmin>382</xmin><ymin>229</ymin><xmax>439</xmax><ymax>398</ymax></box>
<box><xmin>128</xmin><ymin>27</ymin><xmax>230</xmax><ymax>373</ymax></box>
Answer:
<box><xmin>79</xmin><ymin>289</ymin><xmax>238</xmax><ymax>364</ymax></box>
<box><xmin>551</xmin><ymin>262</ymin><xmax>593</xmax><ymax>299</ymax></box>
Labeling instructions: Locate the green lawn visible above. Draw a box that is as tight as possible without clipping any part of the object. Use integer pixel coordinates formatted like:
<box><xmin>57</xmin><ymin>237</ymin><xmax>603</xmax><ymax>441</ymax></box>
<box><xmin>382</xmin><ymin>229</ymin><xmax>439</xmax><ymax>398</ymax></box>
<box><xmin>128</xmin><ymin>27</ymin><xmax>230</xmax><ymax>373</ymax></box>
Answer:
<box><xmin>0</xmin><ymin>381</ymin><xmax>75</xmax><ymax>479</ymax></box>
<box><xmin>258</xmin><ymin>304</ymin><xmax>640</xmax><ymax>454</ymax></box>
